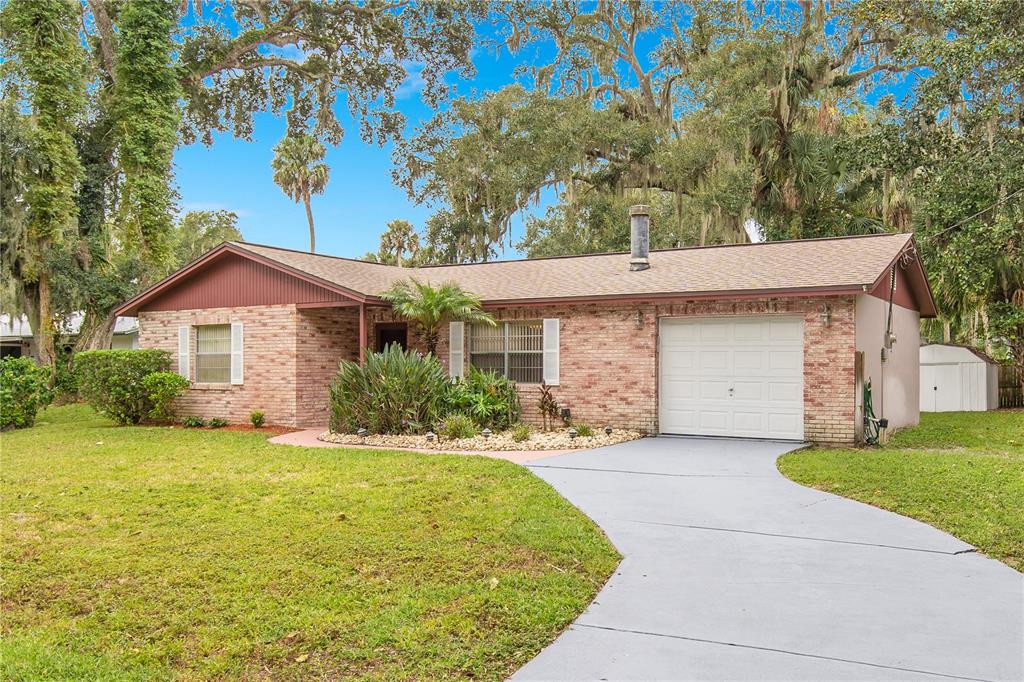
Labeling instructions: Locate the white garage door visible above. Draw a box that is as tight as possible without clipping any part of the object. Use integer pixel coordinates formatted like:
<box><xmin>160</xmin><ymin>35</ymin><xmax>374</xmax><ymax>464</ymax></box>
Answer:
<box><xmin>659</xmin><ymin>316</ymin><xmax>805</xmax><ymax>440</ymax></box>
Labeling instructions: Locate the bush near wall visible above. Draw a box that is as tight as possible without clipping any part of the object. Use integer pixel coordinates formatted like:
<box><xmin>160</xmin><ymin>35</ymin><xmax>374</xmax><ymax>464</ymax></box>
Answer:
<box><xmin>75</xmin><ymin>350</ymin><xmax>172</xmax><ymax>425</ymax></box>
<box><xmin>0</xmin><ymin>357</ymin><xmax>53</xmax><ymax>430</ymax></box>
<box><xmin>330</xmin><ymin>345</ymin><xmax>449</xmax><ymax>434</ymax></box>
<box><xmin>328</xmin><ymin>347</ymin><xmax>522</xmax><ymax>435</ymax></box>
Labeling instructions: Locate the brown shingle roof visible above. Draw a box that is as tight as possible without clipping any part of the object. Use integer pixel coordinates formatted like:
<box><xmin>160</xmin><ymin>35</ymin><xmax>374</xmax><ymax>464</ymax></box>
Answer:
<box><xmin>232</xmin><ymin>233</ymin><xmax>916</xmax><ymax>303</ymax></box>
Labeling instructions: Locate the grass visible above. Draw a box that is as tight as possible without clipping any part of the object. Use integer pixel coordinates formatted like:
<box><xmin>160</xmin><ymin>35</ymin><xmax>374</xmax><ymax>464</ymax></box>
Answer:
<box><xmin>779</xmin><ymin>411</ymin><xmax>1024</xmax><ymax>571</ymax></box>
<box><xmin>0</xmin><ymin>405</ymin><xmax>619</xmax><ymax>681</ymax></box>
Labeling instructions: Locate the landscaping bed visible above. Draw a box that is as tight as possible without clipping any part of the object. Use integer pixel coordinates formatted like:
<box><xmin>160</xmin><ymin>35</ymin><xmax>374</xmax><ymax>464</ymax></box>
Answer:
<box><xmin>319</xmin><ymin>426</ymin><xmax>644</xmax><ymax>451</ymax></box>
<box><xmin>1</xmin><ymin>405</ymin><xmax>619</xmax><ymax>680</ymax></box>
<box><xmin>779</xmin><ymin>411</ymin><xmax>1024</xmax><ymax>572</ymax></box>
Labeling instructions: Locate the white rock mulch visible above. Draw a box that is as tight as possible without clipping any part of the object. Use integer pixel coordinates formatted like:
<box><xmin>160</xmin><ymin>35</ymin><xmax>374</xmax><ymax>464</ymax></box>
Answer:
<box><xmin>317</xmin><ymin>426</ymin><xmax>643</xmax><ymax>451</ymax></box>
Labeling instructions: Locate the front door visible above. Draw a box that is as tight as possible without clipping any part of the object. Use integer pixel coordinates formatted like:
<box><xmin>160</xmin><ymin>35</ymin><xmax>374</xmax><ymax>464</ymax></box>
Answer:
<box><xmin>377</xmin><ymin>324</ymin><xmax>408</xmax><ymax>352</ymax></box>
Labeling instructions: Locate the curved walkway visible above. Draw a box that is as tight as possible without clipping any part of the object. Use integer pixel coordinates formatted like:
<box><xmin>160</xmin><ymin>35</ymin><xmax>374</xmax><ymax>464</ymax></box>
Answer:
<box><xmin>513</xmin><ymin>437</ymin><xmax>1023</xmax><ymax>681</ymax></box>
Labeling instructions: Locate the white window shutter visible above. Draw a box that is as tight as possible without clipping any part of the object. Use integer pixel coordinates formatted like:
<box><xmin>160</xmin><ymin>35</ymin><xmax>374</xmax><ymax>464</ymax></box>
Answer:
<box><xmin>543</xmin><ymin>318</ymin><xmax>560</xmax><ymax>385</ymax></box>
<box><xmin>448</xmin><ymin>321</ymin><xmax>464</xmax><ymax>379</ymax></box>
<box><xmin>177</xmin><ymin>326</ymin><xmax>190</xmax><ymax>379</ymax></box>
<box><xmin>230</xmin><ymin>322</ymin><xmax>244</xmax><ymax>385</ymax></box>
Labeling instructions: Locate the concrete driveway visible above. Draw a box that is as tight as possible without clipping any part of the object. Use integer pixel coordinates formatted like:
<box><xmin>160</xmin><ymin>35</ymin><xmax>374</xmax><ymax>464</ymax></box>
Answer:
<box><xmin>512</xmin><ymin>437</ymin><xmax>1024</xmax><ymax>681</ymax></box>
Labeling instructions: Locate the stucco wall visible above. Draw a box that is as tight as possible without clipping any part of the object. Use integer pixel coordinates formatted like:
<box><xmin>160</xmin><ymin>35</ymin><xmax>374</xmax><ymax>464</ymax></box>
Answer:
<box><xmin>855</xmin><ymin>295</ymin><xmax>921</xmax><ymax>432</ymax></box>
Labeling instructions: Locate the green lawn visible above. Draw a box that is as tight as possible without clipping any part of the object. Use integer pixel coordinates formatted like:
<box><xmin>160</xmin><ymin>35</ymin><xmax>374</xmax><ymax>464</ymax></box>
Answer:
<box><xmin>0</xmin><ymin>405</ymin><xmax>618</xmax><ymax>681</ymax></box>
<box><xmin>779</xmin><ymin>411</ymin><xmax>1024</xmax><ymax>571</ymax></box>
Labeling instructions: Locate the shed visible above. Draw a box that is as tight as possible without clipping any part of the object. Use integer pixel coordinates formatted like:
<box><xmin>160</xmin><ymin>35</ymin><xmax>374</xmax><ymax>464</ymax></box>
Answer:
<box><xmin>919</xmin><ymin>343</ymin><xmax>999</xmax><ymax>412</ymax></box>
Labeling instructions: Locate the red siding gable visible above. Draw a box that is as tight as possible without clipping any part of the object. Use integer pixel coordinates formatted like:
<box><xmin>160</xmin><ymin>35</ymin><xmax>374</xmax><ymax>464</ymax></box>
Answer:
<box><xmin>141</xmin><ymin>253</ymin><xmax>350</xmax><ymax>312</ymax></box>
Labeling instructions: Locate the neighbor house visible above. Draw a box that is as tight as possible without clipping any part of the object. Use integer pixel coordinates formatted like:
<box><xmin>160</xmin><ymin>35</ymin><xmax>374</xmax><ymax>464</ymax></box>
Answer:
<box><xmin>1</xmin><ymin>313</ymin><xmax>139</xmax><ymax>359</ymax></box>
<box><xmin>114</xmin><ymin>207</ymin><xmax>936</xmax><ymax>444</ymax></box>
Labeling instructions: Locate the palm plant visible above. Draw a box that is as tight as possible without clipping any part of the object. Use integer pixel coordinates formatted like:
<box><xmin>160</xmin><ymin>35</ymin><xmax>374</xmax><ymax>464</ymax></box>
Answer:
<box><xmin>271</xmin><ymin>134</ymin><xmax>330</xmax><ymax>253</ymax></box>
<box><xmin>380</xmin><ymin>278</ymin><xmax>495</xmax><ymax>355</ymax></box>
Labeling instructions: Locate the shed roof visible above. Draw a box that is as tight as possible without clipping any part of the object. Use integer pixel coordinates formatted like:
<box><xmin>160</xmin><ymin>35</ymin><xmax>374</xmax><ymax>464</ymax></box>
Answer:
<box><xmin>116</xmin><ymin>232</ymin><xmax>937</xmax><ymax>316</ymax></box>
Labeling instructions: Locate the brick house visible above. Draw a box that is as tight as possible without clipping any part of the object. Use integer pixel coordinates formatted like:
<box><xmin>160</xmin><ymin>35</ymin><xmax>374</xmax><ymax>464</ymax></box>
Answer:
<box><xmin>115</xmin><ymin>209</ymin><xmax>935</xmax><ymax>444</ymax></box>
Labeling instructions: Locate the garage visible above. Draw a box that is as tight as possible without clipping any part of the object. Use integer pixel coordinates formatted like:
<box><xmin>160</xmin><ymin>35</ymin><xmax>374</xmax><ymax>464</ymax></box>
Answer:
<box><xmin>659</xmin><ymin>316</ymin><xmax>805</xmax><ymax>440</ymax></box>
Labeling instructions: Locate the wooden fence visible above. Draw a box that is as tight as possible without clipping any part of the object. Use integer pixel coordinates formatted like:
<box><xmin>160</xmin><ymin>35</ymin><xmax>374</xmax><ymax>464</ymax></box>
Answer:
<box><xmin>999</xmin><ymin>364</ymin><xmax>1023</xmax><ymax>408</ymax></box>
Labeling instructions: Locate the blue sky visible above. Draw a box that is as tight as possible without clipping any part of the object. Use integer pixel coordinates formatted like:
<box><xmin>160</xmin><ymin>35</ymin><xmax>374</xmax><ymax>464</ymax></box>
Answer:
<box><xmin>174</xmin><ymin>36</ymin><xmax>548</xmax><ymax>260</ymax></box>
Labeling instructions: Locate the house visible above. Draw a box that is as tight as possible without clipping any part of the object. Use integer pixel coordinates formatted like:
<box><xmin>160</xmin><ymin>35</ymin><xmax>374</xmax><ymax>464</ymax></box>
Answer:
<box><xmin>0</xmin><ymin>313</ymin><xmax>139</xmax><ymax>359</ymax></box>
<box><xmin>919</xmin><ymin>343</ymin><xmax>1000</xmax><ymax>412</ymax></box>
<box><xmin>114</xmin><ymin>207</ymin><xmax>936</xmax><ymax>444</ymax></box>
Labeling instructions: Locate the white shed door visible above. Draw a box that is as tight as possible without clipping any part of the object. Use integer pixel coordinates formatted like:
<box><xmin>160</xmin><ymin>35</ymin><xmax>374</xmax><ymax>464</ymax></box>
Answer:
<box><xmin>659</xmin><ymin>316</ymin><xmax>804</xmax><ymax>440</ymax></box>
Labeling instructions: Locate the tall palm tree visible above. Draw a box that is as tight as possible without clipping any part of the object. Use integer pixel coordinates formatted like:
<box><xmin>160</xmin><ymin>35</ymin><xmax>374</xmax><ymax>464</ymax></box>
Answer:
<box><xmin>271</xmin><ymin>134</ymin><xmax>330</xmax><ymax>253</ymax></box>
<box><xmin>381</xmin><ymin>278</ymin><xmax>495</xmax><ymax>355</ymax></box>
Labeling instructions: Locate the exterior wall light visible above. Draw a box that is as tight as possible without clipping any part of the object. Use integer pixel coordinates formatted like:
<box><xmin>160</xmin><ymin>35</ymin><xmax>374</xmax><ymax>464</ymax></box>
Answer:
<box><xmin>820</xmin><ymin>304</ymin><xmax>832</xmax><ymax>328</ymax></box>
<box><xmin>635</xmin><ymin>309</ymin><xmax>644</xmax><ymax>329</ymax></box>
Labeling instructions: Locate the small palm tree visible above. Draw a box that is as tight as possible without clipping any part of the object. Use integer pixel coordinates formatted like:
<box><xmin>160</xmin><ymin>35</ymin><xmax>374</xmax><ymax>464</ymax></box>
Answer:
<box><xmin>381</xmin><ymin>278</ymin><xmax>495</xmax><ymax>355</ymax></box>
<box><xmin>271</xmin><ymin>134</ymin><xmax>330</xmax><ymax>253</ymax></box>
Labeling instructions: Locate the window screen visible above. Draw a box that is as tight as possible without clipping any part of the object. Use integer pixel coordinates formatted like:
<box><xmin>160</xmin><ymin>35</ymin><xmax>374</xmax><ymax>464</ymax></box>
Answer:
<box><xmin>196</xmin><ymin>325</ymin><xmax>231</xmax><ymax>383</ymax></box>
<box><xmin>468</xmin><ymin>321</ymin><xmax>543</xmax><ymax>383</ymax></box>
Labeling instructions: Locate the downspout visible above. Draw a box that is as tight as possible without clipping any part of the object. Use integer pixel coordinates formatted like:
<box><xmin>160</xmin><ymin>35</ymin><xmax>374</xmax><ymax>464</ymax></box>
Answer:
<box><xmin>880</xmin><ymin>264</ymin><xmax>897</xmax><ymax>424</ymax></box>
<box><xmin>359</xmin><ymin>303</ymin><xmax>366</xmax><ymax>363</ymax></box>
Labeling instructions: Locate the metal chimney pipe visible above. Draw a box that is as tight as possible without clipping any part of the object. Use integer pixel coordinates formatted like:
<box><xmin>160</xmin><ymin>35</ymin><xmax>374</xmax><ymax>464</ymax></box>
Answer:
<box><xmin>629</xmin><ymin>204</ymin><xmax>650</xmax><ymax>271</ymax></box>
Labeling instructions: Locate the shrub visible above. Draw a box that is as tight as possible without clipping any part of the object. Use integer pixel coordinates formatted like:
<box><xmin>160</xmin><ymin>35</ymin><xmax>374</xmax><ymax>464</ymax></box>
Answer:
<box><xmin>511</xmin><ymin>423</ymin><xmax>530</xmax><ymax>443</ymax></box>
<box><xmin>446</xmin><ymin>367</ymin><xmax>521</xmax><ymax>430</ymax></box>
<box><xmin>574</xmin><ymin>423</ymin><xmax>595</xmax><ymax>438</ymax></box>
<box><xmin>53</xmin><ymin>350</ymin><xmax>78</xmax><ymax>403</ymax></box>
<box><xmin>440</xmin><ymin>413</ymin><xmax>477</xmax><ymax>439</ymax></box>
<box><xmin>208</xmin><ymin>417</ymin><xmax>227</xmax><ymax>428</ymax></box>
<box><xmin>183</xmin><ymin>416</ymin><xmax>205</xmax><ymax>428</ymax></box>
<box><xmin>75</xmin><ymin>350</ymin><xmax>172</xmax><ymax>425</ymax></box>
<box><xmin>142</xmin><ymin>372</ymin><xmax>191</xmax><ymax>421</ymax></box>
<box><xmin>538</xmin><ymin>381</ymin><xmax>561</xmax><ymax>431</ymax></box>
<box><xmin>329</xmin><ymin>344</ymin><xmax>450</xmax><ymax>434</ymax></box>
<box><xmin>250</xmin><ymin>411</ymin><xmax>265</xmax><ymax>428</ymax></box>
<box><xmin>0</xmin><ymin>357</ymin><xmax>53</xmax><ymax>430</ymax></box>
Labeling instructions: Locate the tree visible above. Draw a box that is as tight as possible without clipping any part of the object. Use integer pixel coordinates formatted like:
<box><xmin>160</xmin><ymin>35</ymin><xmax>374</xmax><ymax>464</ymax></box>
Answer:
<box><xmin>367</xmin><ymin>219</ymin><xmax>421</xmax><ymax>266</ymax></box>
<box><xmin>381</xmin><ymin>279</ymin><xmax>495</xmax><ymax>355</ymax></box>
<box><xmin>1</xmin><ymin>0</ymin><xmax>480</xmax><ymax>362</ymax></box>
<box><xmin>0</xmin><ymin>0</ymin><xmax>86</xmax><ymax>369</ymax></box>
<box><xmin>170</xmin><ymin>211</ymin><xmax>244</xmax><ymax>269</ymax></box>
<box><xmin>271</xmin><ymin>134</ymin><xmax>331</xmax><ymax>253</ymax></box>
<box><xmin>395</xmin><ymin>1</ymin><xmax>918</xmax><ymax>259</ymax></box>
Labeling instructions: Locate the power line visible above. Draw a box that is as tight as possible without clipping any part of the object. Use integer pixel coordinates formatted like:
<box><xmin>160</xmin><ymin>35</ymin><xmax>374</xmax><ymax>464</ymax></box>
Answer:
<box><xmin>922</xmin><ymin>186</ymin><xmax>1024</xmax><ymax>241</ymax></box>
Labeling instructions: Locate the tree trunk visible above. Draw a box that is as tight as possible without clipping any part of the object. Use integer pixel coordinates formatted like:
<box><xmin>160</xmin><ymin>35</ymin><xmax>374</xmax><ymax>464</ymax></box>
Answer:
<box><xmin>36</xmin><ymin>271</ymin><xmax>57</xmax><ymax>381</ymax></box>
<box><xmin>978</xmin><ymin>303</ymin><xmax>994</xmax><ymax>356</ymax></box>
<box><xmin>304</xmin><ymin>192</ymin><xmax>316</xmax><ymax>253</ymax></box>
<box><xmin>75</xmin><ymin>309</ymin><xmax>117</xmax><ymax>351</ymax></box>
<box><xmin>942</xmin><ymin>319</ymin><xmax>951</xmax><ymax>343</ymax></box>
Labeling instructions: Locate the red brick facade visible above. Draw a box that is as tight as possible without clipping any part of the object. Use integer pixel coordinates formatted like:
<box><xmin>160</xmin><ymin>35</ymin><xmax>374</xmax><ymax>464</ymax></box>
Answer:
<box><xmin>139</xmin><ymin>295</ymin><xmax>858</xmax><ymax>443</ymax></box>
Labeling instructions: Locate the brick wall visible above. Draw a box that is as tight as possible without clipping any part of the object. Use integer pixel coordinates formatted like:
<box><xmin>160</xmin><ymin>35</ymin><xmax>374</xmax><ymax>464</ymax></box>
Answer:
<box><xmin>295</xmin><ymin>307</ymin><xmax>359</xmax><ymax>427</ymax></box>
<box><xmin>441</xmin><ymin>296</ymin><xmax>857</xmax><ymax>444</ymax></box>
<box><xmin>139</xmin><ymin>296</ymin><xmax>858</xmax><ymax>443</ymax></box>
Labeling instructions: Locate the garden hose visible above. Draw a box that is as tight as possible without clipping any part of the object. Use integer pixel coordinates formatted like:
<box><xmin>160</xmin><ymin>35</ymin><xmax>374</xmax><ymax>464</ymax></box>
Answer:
<box><xmin>864</xmin><ymin>379</ymin><xmax>880</xmax><ymax>445</ymax></box>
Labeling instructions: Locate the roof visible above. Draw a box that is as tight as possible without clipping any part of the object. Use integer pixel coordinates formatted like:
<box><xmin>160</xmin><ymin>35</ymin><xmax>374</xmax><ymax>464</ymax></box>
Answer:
<box><xmin>116</xmin><ymin>232</ymin><xmax>937</xmax><ymax>316</ymax></box>
<box><xmin>921</xmin><ymin>343</ymin><xmax>998</xmax><ymax>364</ymax></box>
<box><xmin>1</xmin><ymin>313</ymin><xmax>138</xmax><ymax>339</ymax></box>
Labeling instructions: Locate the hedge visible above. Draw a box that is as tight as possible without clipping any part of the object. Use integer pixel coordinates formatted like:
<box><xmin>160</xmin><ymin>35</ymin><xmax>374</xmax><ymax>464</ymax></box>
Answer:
<box><xmin>0</xmin><ymin>357</ymin><xmax>52</xmax><ymax>429</ymax></box>
<box><xmin>75</xmin><ymin>350</ymin><xmax>172</xmax><ymax>425</ymax></box>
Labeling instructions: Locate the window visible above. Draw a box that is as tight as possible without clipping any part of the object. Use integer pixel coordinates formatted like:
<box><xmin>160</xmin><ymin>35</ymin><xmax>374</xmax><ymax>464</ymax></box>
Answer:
<box><xmin>196</xmin><ymin>325</ymin><xmax>231</xmax><ymax>383</ymax></box>
<box><xmin>469</xmin><ymin>321</ymin><xmax>544</xmax><ymax>383</ymax></box>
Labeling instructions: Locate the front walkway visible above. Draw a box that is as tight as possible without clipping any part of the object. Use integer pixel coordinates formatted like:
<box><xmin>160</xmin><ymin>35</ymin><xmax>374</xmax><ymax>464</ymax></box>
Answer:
<box><xmin>512</xmin><ymin>437</ymin><xmax>1024</xmax><ymax>681</ymax></box>
<box><xmin>268</xmin><ymin>428</ymin><xmax>571</xmax><ymax>464</ymax></box>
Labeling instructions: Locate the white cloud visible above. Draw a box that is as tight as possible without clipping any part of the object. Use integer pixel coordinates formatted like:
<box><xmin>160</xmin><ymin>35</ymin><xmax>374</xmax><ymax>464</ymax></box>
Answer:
<box><xmin>395</xmin><ymin>60</ymin><xmax>426</xmax><ymax>99</ymax></box>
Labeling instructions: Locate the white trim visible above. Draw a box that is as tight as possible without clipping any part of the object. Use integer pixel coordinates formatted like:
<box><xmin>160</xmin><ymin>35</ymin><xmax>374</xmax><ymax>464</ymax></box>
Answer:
<box><xmin>448</xmin><ymin>321</ymin><xmax>464</xmax><ymax>379</ymax></box>
<box><xmin>177</xmin><ymin>326</ymin><xmax>190</xmax><ymax>379</ymax></box>
<box><xmin>230</xmin><ymin>322</ymin><xmax>244</xmax><ymax>385</ymax></box>
<box><xmin>542</xmin><ymin>318</ymin><xmax>560</xmax><ymax>385</ymax></box>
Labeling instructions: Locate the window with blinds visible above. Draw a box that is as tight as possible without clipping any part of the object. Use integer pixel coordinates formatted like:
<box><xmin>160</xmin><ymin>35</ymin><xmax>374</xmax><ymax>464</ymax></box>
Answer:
<box><xmin>196</xmin><ymin>324</ymin><xmax>231</xmax><ymax>383</ymax></box>
<box><xmin>468</xmin><ymin>321</ymin><xmax>544</xmax><ymax>383</ymax></box>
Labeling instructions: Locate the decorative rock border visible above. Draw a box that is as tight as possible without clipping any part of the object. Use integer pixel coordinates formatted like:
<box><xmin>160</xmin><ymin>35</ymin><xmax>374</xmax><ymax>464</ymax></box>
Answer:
<box><xmin>318</xmin><ymin>426</ymin><xmax>643</xmax><ymax>452</ymax></box>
